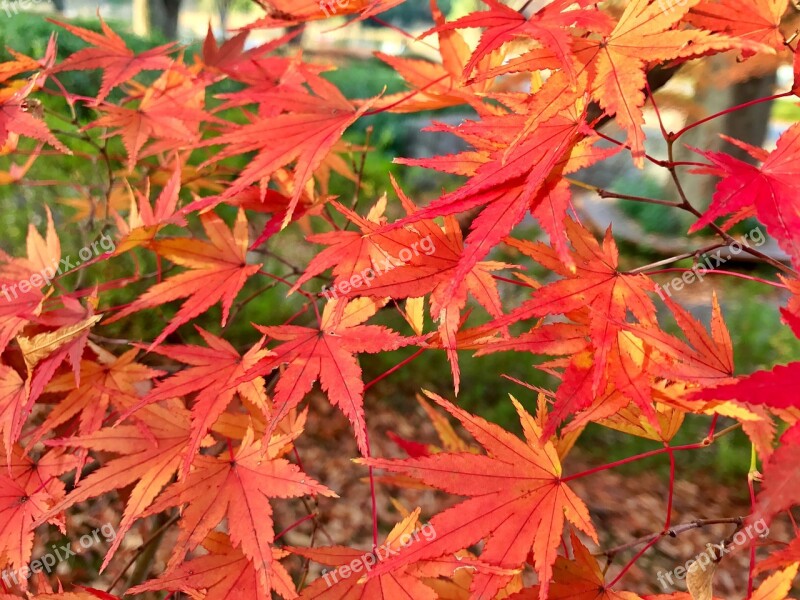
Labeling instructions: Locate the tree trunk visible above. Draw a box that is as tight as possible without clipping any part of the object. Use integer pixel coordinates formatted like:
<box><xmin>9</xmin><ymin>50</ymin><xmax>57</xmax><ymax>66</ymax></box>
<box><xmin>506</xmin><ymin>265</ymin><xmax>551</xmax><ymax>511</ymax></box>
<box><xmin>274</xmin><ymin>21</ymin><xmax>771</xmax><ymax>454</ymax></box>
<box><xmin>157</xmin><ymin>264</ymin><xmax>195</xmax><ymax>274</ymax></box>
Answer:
<box><xmin>217</xmin><ymin>0</ymin><xmax>231</xmax><ymax>36</ymax></box>
<box><xmin>147</xmin><ymin>0</ymin><xmax>182</xmax><ymax>40</ymax></box>
<box><xmin>722</xmin><ymin>71</ymin><xmax>777</xmax><ymax>164</ymax></box>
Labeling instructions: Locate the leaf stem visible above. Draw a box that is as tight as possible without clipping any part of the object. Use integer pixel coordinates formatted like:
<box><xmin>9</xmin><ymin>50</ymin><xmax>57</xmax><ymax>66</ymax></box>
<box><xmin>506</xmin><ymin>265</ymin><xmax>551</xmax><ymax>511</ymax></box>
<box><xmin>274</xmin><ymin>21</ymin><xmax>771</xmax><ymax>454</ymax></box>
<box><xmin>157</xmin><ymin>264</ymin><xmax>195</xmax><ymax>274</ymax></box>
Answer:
<box><xmin>563</xmin><ymin>422</ymin><xmax>741</xmax><ymax>483</ymax></box>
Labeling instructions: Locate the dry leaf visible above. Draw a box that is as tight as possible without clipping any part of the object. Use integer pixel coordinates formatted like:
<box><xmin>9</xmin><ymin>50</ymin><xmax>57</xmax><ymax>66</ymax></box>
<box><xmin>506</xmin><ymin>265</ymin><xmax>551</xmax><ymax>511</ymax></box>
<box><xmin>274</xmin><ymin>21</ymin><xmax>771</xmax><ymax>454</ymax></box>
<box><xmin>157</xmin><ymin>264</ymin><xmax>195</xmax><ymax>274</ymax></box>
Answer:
<box><xmin>17</xmin><ymin>314</ymin><xmax>102</xmax><ymax>372</ymax></box>
<box><xmin>686</xmin><ymin>548</ymin><xmax>718</xmax><ymax>600</ymax></box>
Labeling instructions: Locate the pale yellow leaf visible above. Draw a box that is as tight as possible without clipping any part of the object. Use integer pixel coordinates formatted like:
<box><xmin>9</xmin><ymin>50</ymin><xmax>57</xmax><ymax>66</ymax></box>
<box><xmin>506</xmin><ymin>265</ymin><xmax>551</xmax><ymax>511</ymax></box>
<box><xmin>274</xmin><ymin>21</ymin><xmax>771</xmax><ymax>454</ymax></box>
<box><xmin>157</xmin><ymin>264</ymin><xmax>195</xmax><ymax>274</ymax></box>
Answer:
<box><xmin>17</xmin><ymin>314</ymin><xmax>102</xmax><ymax>372</ymax></box>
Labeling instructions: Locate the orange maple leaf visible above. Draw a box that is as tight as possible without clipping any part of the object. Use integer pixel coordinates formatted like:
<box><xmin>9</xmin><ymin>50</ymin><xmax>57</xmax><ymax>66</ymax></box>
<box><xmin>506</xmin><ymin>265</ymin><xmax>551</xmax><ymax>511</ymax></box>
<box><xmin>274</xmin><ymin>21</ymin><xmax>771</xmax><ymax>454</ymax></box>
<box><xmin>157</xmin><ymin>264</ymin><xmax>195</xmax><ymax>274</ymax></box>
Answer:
<box><xmin>573</xmin><ymin>0</ymin><xmax>763</xmax><ymax>166</ymax></box>
<box><xmin>35</xmin><ymin>399</ymin><xmax>196</xmax><ymax>572</ymax></box>
<box><xmin>688</xmin><ymin>0</ymin><xmax>789</xmax><ymax>51</ymax></box>
<box><xmin>499</xmin><ymin>220</ymin><xmax>657</xmax><ymax>396</ymax></box>
<box><xmin>204</xmin><ymin>72</ymin><xmax>373</xmax><ymax>228</ymax></box>
<box><xmin>360</xmin><ymin>391</ymin><xmax>597</xmax><ymax>600</ymax></box>
<box><xmin>129</xmin><ymin>531</ymin><xmax>297</xmax><ymax>600</ymax></box>
<box><xmin>86</xmin><ymin>63</ymin><xmax>209</xmax><ymax>170</ymax></box>
<box><xmin>105</xmin><ymin>208</ymin><xmax>261</xmax><ymax>349</ymax></box>
<box><xmin>245</xmin><ymin>298</ymin><xmax>416</xmax><ymax>455</ymax></box>
<box><xmin>118</xmin><ymin>327</ymin><xmax>272</xmax><ymax>474</ymax></box>
<box><xmin>134</xmin><ymin>428</ymin><xmax>335</xmax><ymax>596</ymax></box>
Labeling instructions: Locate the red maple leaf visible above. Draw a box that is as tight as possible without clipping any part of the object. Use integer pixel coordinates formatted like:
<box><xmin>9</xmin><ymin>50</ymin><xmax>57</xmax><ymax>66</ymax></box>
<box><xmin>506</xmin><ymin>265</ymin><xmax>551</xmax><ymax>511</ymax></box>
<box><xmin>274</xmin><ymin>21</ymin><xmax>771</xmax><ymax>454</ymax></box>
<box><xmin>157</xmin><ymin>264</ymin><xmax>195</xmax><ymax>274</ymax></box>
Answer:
<box><xmin>690</xmin><ymin>124</ymin><xmax>800</xmax><ymax>269</ymax></box>
<box><xmin>50</xmin><ymin>15</ymin><xmax>175</xmax><ymax>103</ymax></box>
<box><xmin>0</xmin><ymin>81</ymin><xmax>68</xmax><ymax>153</ymax></box>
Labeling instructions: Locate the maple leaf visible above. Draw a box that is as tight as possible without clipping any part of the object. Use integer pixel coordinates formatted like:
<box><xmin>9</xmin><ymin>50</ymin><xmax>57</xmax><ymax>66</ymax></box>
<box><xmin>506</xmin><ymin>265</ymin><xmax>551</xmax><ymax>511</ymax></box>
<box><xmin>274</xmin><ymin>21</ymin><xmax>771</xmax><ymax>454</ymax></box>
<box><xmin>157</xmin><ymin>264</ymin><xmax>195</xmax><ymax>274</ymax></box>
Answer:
<box><xmin>133</xmin><ymin>428</ymin><xmax>335</xmax><ymax>595</ymax></box>
<box><xmin>111</xmin><ymin>162</ymin><xmax>187</xmax><ymax>254</ymax></box>
<box><xmin>0</xmin><ymin>475</ymin><xmax>57</xmax><ymax>591</ymax></box>
<box><xmin>2</xmin><ymin>445</ymin><xmax>77</xmax><ymax>577</ymax></box>
<box><xmin>105</xmin><ymin>209</ymin><xmax>261</xmax><ymax>349</ymax></box>
<box><xmin>573</xmin><ymin>0</ymin><xmax>761</xmax><ymax>166</ymax></box>
<box><xmin>359</xmin><ymin>391</ymin><xmax>597</xmax><ymax>600</ymax></box>
<box><xmin>244</xmin><ymin>298</ymin><xmax>415</xmax><ymax>455</ymax></box>
<box><xmin>290</xmin><ymin>508</ymin><xmax>442</xmax><ymax>599</ymax></box>
<box><xmin>118</xmin><ymin>327</ymin><xmax>271</xmax><ymax>474</ymax></box>
<box><xmin>498</xmin><ymin>220</ymin><xmax>657</xmax><ymax>397</ymax></box>
<box><xmin>425</xmin><ymin>0</ymin><xmax>609</xmax><ymax>82</ymax></box>
<box><xmin>0</xmin><ymin>80</ymin><xmax>68</xmax><ymax>153</ymax></box>
<box><xmin>34</xmin><ymin>399</ymin><xmax>195</xmax><ymax>571</ymax></box>
<box><xmin>50</xmin><ymin>15</ymin><xmax>176</xmax><ymax>104</ymax></box>
<box><xmin>508</xmin><ymin>531</ymin><xmax>643</xmax><ymax>599</ymax></box>
<box><xmin>0</xmin><ymin>34</ymin><xmax>56</xmax><ymax>84</ymax></box>
<box><xmin>28</xmin><ymin>347</ymin><xmax>164</xmax><ymax>478</ymax></box>
<box><xmin>129</xmin><ymin>531</ymin><xmax>297</xmax><ymax>600</ymax></box>
<box><xmin>86</xmin><ymin>63</ymin><xmax>209</xmax><ymax>170</ymax></box>
<box><xmin>689</xmin><ymin>124</ymin><xmax>800</xmax><ymax>269</ymax></box>
<box><xmin>688</xmin><ymin>0</ymin><xmax>789</xmax><ymax>50</ymax></box>
<box><xmin>204</xmin><ymin>72</ymin><xmax>373</xmax><ymax>228</ymax></box>
<box><xmin>302</xmin><ymin>192</ymin><xmax>509</xmax><ymax>392</ymax></box>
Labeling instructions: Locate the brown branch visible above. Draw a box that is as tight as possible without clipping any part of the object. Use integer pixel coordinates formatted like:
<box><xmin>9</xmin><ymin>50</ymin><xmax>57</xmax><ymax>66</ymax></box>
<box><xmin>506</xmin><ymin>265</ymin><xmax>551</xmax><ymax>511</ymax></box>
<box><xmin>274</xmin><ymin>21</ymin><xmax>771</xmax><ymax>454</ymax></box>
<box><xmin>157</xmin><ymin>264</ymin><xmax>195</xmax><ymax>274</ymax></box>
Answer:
<box><xmin>595</xmin><ymin>517</ymin><xmax>745</xmax><ymax>561</ymax></box>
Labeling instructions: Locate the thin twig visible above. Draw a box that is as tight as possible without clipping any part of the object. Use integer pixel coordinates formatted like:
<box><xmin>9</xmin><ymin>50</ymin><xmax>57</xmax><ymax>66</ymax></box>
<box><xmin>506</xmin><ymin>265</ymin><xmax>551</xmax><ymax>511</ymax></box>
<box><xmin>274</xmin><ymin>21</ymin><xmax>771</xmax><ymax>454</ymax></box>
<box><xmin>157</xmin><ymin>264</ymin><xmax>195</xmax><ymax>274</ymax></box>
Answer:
<box><xmin>595</xmin><ymin>517</ymin><xmax>745</xmax><ymax>560</ymax></box>
<box><xmin>106</xmin><ymin>513</ymin><xmax>180</xmax><ymax>593</ymax></box>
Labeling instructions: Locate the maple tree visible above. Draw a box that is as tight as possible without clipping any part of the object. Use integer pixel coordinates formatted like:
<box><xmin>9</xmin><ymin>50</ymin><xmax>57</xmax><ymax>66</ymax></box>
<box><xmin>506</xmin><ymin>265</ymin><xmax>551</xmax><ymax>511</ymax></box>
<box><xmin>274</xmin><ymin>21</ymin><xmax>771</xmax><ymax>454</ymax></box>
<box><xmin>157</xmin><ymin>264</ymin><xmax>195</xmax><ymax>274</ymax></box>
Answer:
<box><xmin>1</xmin><ymin>0</ymin><xmax>800</xmax><ymax>599</ymax></box>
